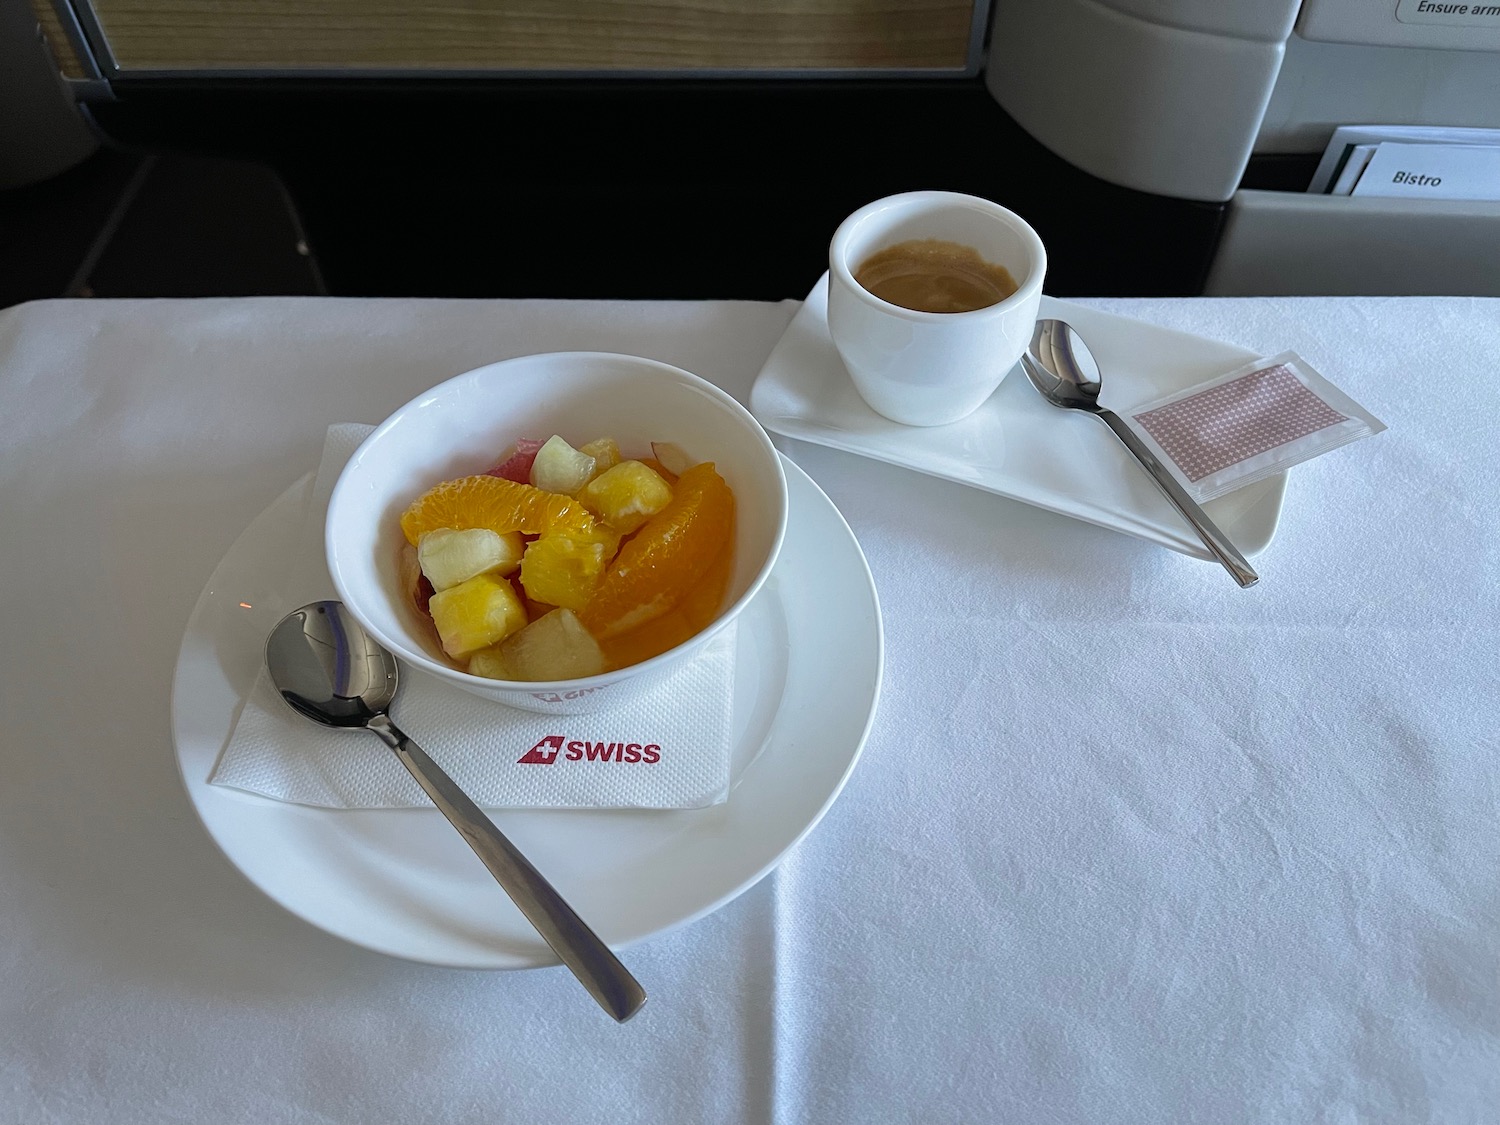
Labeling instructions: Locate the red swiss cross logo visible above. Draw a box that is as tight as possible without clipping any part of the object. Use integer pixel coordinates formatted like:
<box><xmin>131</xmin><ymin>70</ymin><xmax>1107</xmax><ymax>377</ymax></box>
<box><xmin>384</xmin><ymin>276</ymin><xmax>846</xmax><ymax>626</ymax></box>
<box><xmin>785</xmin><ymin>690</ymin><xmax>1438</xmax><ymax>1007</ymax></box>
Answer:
<box><xmin>516</xmin><ymin>735</ymin><xmax>564</xmax><ymax>765</ymax></box>
<box><xmin>514</xmin><ymin>733</ymin><xmax>663</xmax><ymax>765</ymax></box>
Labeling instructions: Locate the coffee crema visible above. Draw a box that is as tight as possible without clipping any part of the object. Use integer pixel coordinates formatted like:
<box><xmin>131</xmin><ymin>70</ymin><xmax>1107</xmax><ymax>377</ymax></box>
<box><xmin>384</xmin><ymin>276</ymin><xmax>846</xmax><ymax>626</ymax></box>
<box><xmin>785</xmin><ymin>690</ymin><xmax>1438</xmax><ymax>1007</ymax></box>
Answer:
<box><xmin>854</xmin><ymin>238</ymin><xmax>1018</xmax><ymax>314</ymax></box>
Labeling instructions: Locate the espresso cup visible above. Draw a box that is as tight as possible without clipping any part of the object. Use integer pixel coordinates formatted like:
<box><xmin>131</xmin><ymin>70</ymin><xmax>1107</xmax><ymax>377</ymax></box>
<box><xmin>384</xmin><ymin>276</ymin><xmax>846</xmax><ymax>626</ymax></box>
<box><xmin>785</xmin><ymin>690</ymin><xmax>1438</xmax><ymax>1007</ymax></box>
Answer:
<box><xmin>827</xmin><ymin>191</ymin><xmax>1047</xmax><ymax>427</ymax></box>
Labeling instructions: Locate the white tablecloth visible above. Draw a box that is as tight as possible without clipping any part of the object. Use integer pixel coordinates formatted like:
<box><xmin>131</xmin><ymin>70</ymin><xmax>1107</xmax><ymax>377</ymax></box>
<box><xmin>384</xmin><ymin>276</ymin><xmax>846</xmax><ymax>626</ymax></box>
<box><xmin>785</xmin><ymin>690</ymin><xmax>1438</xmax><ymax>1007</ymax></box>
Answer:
<box><xmin>1</xmin><ymin>293</ymin><xmax>1495</xmax><ymax>1124</ymax></box>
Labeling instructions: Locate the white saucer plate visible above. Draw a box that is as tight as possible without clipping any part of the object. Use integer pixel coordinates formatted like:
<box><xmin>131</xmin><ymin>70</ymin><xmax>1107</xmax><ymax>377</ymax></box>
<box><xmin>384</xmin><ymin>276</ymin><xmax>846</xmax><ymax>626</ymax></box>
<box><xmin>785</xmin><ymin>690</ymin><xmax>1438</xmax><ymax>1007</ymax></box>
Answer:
<box><xmin>171</xmin><ymin>454</ymin><xmax>882</xmax><ymax>969</ymax></box>
<box><xmin>750</xmin><ymin>274</ymin><xmax>1287</xmax><ymax>560</ymax></box>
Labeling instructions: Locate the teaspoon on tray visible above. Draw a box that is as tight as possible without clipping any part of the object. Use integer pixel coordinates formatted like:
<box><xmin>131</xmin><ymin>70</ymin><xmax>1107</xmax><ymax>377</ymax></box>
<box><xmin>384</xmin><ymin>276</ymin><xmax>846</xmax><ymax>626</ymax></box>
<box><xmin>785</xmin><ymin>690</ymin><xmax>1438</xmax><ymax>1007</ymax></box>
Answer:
<box><xmin>265</xmin><ymin>600</ymin><xmax>647</xmax><ymax>1022</ymax></box>
<box><xmin>1021</xmin><ymin>318</ymin><xmax>1259</xmax><ymax>588</ymax></box>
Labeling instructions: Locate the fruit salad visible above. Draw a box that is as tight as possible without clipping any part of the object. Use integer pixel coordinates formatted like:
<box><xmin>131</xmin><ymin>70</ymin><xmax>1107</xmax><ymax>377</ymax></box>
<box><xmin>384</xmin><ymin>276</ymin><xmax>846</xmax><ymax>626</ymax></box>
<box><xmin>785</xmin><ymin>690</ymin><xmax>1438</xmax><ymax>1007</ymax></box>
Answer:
<box><xmin>398</xmin><ymin>434</ymin><xmax>735</xmax><ymax>682</ymax></box>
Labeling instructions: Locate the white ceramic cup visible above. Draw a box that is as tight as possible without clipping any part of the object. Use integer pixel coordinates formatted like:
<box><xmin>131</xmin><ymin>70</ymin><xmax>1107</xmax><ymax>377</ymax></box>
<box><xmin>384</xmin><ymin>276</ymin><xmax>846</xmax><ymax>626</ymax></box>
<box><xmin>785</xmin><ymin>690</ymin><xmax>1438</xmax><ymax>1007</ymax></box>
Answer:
<box><xmin>827</xmin><ymin>191</ymin><xmax>1047</xmax><ymax>427</ymax></box>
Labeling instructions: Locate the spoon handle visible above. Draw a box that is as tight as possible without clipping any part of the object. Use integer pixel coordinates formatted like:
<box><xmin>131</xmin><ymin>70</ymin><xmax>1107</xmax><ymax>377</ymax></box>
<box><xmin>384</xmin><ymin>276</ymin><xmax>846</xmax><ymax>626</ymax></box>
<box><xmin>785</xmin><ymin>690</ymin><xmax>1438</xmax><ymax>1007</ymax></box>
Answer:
<box><xmin>367</xmin><ymin>714</ymin><xmax>647</xmax><ymax>1022</ymax></box>
<box><xmin>1097</xmin><ymin>408</ymin><xmax>1259</xmax><ymax>588</ymax></box>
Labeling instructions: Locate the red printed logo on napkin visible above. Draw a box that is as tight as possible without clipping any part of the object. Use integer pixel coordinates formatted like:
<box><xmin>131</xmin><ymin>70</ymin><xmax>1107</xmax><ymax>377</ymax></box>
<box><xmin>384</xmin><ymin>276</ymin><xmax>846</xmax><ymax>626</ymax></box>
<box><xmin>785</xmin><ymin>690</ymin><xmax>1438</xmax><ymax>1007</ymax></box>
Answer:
<box><xmin>517</xmin><ymin>735</ymin><xmax>564</xmax><ymax>764</ymax></box>
<box><xmin>517</xmin><ymin>734</ymin><xmax>661</xmax><ymax>765</ymax></box>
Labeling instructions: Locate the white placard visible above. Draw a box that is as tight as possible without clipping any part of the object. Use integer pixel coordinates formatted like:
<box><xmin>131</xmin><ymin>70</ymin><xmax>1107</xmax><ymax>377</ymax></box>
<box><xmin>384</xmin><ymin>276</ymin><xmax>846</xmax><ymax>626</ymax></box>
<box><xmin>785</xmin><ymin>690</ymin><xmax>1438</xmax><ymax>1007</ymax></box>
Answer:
<box><xmin>1307</xmin><ymin>125</ymin><xmax>1500</xmax><ymax>193</ymax></box>
<box><xmin>1330</xmin><ymin>144</ymin><xmax>1377</xmax><ymax>195</ymax></box>
<box><xmin>1351</xmin><ymin>142</ymin><xmax>1500</xmax><ymax>201</ymax></box>
<box><xmin>1396</xmin><ymin>0</ymin><xmax>1500</xmax><ymax>27</ymax></box>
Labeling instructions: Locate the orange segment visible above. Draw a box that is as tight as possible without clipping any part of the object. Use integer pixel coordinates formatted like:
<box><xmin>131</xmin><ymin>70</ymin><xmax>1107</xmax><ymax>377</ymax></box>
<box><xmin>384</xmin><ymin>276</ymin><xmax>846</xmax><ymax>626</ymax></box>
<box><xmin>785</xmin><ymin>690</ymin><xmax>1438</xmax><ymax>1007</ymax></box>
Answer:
<box><xmin>577</xmin><ymin>462</ymin><xmax>735</xmax><ymax>641</ymax></box>
<box><xmin>599</xmin><ymin>537</ymin><xmax>733</xmax><ymax>670</ymax></box>
<box><xmin>400</xmin><ymin>474</ymin><xmax>596</xmax><ymax>546</ymax></box>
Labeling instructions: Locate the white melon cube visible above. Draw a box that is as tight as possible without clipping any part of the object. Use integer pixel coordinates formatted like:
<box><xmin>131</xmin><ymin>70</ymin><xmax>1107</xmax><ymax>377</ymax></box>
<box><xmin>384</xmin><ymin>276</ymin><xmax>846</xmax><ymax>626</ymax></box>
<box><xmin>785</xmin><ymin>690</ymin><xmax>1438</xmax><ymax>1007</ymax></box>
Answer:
<box><xmin>466</xmin><ymin>647</ymin><xmax>515</xmax><ymax>681</ymax></box>
<box><xmin>473</xmin><ymin>608</ymin><xmax>606</xmax><ymax>682</ymax></box>
<box><xmin>530</xmin><ymin>435</ymin><xmax>596</xmax><ymax>496</ymax></box>
<box><xmin>417</xmin><ymin>527</ymin><xmax>523</xmax><ymax>591</ymax></box>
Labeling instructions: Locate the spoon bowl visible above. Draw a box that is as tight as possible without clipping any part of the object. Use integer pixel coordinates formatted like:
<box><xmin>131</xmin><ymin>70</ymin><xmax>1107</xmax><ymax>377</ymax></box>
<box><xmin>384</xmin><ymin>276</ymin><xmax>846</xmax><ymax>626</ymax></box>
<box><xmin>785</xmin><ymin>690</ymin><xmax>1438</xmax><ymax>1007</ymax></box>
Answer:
<box><xmin>1021</xmin><ymin>319</ymin><xmax>1259</xmax><ymax>588</ymax></box>
<box><xmin>266</xmin><ymin>600</ymin><xmax>397</xmax><ymax>726</ymax></box>
<box><xmin>265</xmin><ymin>601</ymin><xmax>648</xmax><ymax>1022</ymax></box>
<box><xmin>1022</xmin><ymin>317</ymin><xmax>1103</xmax><ymax>409</ymax></box>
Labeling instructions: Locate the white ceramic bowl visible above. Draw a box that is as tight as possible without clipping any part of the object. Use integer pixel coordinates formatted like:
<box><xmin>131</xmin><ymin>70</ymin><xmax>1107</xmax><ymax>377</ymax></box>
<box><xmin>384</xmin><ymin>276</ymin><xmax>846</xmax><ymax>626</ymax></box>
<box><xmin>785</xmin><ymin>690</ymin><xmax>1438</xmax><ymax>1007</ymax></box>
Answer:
<box><xmin>326</xmin><ymin>352</ymin><xmax>788</xmax><ymax>714</ymax></box>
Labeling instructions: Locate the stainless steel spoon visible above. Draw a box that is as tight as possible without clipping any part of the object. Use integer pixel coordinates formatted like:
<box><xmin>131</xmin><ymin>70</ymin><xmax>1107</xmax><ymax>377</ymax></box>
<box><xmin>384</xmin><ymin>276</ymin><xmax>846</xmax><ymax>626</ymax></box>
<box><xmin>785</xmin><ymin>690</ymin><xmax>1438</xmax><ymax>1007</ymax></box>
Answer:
<box><xmin>1021</xmin><ymin>319</ymin><xmax>1259</xmax><ymax>588</ymax></box>
<box><xmin>265</xmin><ymin>600</ymin><xmax>647</xmax><ymax>1022</ymax></box>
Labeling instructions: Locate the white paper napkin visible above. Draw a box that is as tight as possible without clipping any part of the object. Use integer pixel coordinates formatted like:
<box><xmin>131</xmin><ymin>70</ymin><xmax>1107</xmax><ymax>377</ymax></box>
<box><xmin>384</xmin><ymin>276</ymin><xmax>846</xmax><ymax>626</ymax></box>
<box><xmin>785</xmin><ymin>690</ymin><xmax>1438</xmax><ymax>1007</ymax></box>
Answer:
<box><xmin>210</xmin><ymin>424</ymin><xmax>735</xmax><ymax>810</ymax></box>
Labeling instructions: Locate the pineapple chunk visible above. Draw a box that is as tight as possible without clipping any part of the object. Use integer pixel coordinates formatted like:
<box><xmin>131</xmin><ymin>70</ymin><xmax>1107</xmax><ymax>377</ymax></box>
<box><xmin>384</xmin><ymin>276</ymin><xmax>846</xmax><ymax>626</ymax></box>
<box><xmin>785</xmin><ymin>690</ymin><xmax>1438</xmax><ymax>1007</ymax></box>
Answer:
<box><xmin>578</xmin><ymin>437</ymin><xmax>621</xmax><ymax>480</ymax></box>
<box><xmin>519</xmin><ymin>533</ymin><xmax>611</xmax><ymax>611</ymax></box>
<box><xmin>428</xmin><ymin>572</ymin><xmax>527</xmax><ymax>659</ymax></box>
<box><xmin>417</xmin><ymin>527</ymin><xmax>523</xmax><ymax>591</ymax></box>
<box><xmin>470</xmin><ymin>609</ymin><xmax>606</xmax><ymax>682</ymax></box>
<box><xmin>578</xmin><ymin>460</ymin><xmax>674</xmax><ymax>534</ymax></box>
<box><xmin>530</xmin><ymin>435</ymin><xmax>596</xmax><ymax>496</ymax></box>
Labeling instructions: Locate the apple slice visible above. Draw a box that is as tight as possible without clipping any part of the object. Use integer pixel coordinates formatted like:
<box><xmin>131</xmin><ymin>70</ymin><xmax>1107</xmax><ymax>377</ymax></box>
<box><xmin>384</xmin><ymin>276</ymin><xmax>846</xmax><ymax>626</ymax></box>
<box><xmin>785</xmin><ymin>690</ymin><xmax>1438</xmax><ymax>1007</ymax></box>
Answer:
<box><xmin>651</xmin><ymin>441</ymin><xmax>696</xmax><ymax>477</ymax></box>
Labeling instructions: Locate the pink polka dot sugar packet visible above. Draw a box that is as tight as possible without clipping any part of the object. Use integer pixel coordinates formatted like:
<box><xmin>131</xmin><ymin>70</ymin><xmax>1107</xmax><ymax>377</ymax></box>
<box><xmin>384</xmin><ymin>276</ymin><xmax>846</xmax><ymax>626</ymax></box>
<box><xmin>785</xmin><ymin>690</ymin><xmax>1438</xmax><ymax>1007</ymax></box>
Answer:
<box><xmin>1127</xmin><ymin>351</ymin><xmax>1386</xmax><ymax>504</ymax></box>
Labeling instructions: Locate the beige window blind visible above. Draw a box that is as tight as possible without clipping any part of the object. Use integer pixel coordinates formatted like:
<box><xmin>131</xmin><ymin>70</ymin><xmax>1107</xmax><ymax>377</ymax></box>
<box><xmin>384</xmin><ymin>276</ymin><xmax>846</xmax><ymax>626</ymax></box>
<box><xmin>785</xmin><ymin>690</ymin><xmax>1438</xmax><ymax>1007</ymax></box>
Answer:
<box><xmin>69</xmin><ymin>0</ymin><xmax>978</xmax><ymax>73</ymax></box>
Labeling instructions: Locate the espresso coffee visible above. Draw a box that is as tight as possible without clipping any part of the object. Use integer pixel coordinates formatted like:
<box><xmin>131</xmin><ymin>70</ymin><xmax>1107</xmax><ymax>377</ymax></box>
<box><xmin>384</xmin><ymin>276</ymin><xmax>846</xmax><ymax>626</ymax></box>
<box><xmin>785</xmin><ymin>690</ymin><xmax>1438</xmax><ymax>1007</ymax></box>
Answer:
<box><xmin>854</xmin><ymin>239</ymin><xmax>1018</xmax><ymax>314</ymax></box>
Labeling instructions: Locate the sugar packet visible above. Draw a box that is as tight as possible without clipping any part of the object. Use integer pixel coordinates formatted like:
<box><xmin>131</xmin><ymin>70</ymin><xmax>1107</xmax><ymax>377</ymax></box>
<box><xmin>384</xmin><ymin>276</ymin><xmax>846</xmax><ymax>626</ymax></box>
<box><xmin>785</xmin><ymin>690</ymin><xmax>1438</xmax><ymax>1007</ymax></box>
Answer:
<box><xmin>1125</xmin><ymin>351</ymin><xmax>1386</xmax><ymax>503</ymax></box>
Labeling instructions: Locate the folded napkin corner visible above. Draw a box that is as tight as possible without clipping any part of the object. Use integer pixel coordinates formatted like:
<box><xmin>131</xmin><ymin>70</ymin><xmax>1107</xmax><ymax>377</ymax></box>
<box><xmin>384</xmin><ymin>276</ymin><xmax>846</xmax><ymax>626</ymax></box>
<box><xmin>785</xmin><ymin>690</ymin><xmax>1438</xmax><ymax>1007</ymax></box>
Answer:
<box><xmin>210</xmin><ymin>423</ymin><xmax>737</xmax><ymax>811</ymax></box>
